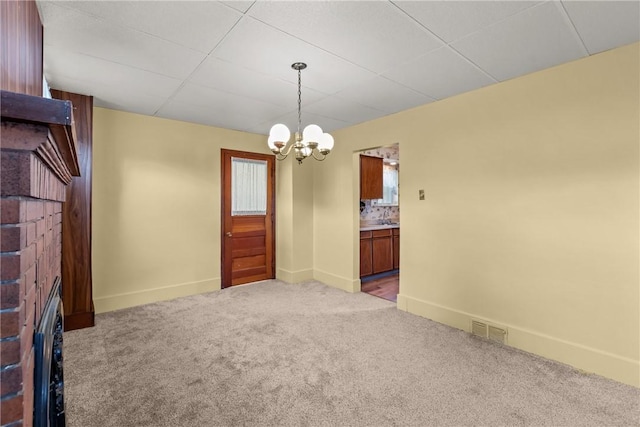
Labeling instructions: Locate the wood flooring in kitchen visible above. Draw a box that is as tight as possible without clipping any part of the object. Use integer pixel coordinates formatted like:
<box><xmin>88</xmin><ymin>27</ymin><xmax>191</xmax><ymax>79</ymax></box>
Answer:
<box><xmin>361</xmin><ymin>271</ymin><xmax>399</xmax><ymax>303</ymax></box>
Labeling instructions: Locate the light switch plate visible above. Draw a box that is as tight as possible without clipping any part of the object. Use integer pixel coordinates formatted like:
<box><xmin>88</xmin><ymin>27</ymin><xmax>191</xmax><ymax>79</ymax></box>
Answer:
<box><xmin>419</xmin><ymin>189</ymin><xmax>425</xmax><ymax>200</ymax></box>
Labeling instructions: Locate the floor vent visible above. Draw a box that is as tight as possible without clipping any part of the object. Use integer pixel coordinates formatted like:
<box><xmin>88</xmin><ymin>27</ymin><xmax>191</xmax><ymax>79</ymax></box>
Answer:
<box><xmin>488</xmin><ymin>325</ymin><xmax>507</xmax><ymax>344</ymax></box>
<box><xmin>471</xmin><ymin>320</ymin><xmax>488</xmax><ymax>338</ymax></box>
<box><xmin>471</xmin><ymin>319</ymin><xmax>507</xmax><ymax>344</ymax></box>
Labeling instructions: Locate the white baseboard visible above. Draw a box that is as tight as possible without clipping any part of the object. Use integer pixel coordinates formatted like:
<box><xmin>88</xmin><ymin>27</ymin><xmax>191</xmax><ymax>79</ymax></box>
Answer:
<box><xmin>313</xmin><ymin>269</ymin><xmax>361</xmax><ymax>293</ymax></box>
<box><xmin>397</xmin><ymin>293</ymin><xmax>639</xmax><ymax>388</ymax></box>
<box><xmin>94</xmin><ymin>278</ymin><xmax>221</xmax><ymax>314</ymax></box>
<box><xmin>276</xmin><ymin>268</ymin><xmax>314</xmax><ymax>284</ymax></box>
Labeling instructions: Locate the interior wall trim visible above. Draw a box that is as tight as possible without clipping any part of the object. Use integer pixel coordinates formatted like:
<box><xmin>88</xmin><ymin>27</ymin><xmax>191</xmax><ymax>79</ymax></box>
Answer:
<box><xmin>313</xmin><ymin>269</ymin><xmax>361</xmax><ymax>293</ymax></box>
<box><xmin>397</xmin><ymin>293</ymin><xmax>639</xmax><ymax>388</ymax></box>
<box><xmin>93</xmin><ymin>278</ymin><xmax>220</xmax><ymax>314</ymax></box>
<box><xmin>276</xmin><ymin>268</ymin><xmax>314</xmax><ymax>284</ymax></box>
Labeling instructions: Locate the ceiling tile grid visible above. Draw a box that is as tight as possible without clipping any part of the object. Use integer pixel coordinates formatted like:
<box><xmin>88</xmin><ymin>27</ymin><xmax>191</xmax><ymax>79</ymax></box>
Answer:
<box><xmin>37</xmin><ymin>1</ymin><xmax>208</xmax><ymax>80</ymax></box>
<box><xmin>247</xmin><ymin>0</ymin><xmax>444</xmax><ymax>74</ymax></box>
<box><xmin>210</xmin><ymin>17</ymin><xmax>379</xmax><ymax>94</ymax></box>
<box><xmin>450</xmin><ymin>2</ymin><xmax>588</xmax><ymax>82</ymax></box>
<box><xmin>35</xmin><ymin>0</ymin><xmax>640</xmax><ymax>135</ymax></box>
<box><xmin>382</xmin><ymin>46</ymin><xmax>497</xmax><ymax>100</ymax></box>
<box><xmin>391</xmin><ymin>0</ymin><xmax>543</xmax><ymax>43</ymax></box>
<box><xmin>43</xmin><ymin>0</ymin><xmax>244</xmax><ymax>53</ymax></box>
<box><xmin>561</xmin><ymin>0</ymin><xmax>640</xmax><ymax>55</ymax></box>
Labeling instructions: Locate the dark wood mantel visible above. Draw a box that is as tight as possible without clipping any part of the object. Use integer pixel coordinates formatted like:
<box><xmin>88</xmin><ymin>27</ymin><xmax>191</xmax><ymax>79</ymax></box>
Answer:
<box><xmin>1</xmin><ymin>90</ymin><xmax>80</xmax><ymax>180</ymax></box>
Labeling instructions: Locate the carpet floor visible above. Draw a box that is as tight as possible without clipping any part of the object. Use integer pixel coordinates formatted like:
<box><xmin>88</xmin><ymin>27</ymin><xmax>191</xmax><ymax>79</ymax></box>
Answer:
<box><xmin>64</xmin><ymin>280</ymin><xmax>639</xmax><ymax>426</ymax></box>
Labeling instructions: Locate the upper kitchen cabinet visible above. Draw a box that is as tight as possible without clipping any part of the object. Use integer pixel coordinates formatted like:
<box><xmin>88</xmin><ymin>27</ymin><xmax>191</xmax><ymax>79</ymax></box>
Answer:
<box><xmin>360</xmin><ymin>155</ymin><xmax>383</xmax><ymax>200</ymax></box>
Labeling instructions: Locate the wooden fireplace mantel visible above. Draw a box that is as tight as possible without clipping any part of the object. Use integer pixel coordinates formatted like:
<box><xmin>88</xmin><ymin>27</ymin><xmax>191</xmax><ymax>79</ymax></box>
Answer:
<box><xmin>1</xmin><ymin>90</ymin><xmax>80</xmax><ymax>178</ymax></box>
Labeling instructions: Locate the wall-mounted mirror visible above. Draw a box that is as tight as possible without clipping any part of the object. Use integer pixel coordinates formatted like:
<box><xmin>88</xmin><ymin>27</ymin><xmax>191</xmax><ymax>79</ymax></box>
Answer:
<box><xmin>372</xmin><ymin>160</ymin><xmax>399</xmax><ymax>206</ymax></box>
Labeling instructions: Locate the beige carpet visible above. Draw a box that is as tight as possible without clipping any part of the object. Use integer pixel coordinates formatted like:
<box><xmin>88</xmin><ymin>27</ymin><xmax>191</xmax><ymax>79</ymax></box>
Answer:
<box><xmin>64</xmin><ymin>280</ymin><xmax>639</xmax><ymax>426</ymax></box>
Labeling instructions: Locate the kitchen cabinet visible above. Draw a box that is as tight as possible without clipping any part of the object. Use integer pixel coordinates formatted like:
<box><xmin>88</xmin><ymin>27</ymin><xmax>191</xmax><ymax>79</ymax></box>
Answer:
<box><xmin>372</xmin><ymin>229</ymin><xmax>393</xmax><ymax>273</ymax></box>
<box><xmin>360</xmin><ymin>155</ymin><xmax>383</xmax><ymax>199</ymax></box>
<box><xmin>360</xmin><ymin>231</ymin><xmax>373</xmax><ymax>277</ymax></box>
<box><xmin>360</xmin><ymin>227</ymin><xmax>399</xmax><ymax>278</ymax></box>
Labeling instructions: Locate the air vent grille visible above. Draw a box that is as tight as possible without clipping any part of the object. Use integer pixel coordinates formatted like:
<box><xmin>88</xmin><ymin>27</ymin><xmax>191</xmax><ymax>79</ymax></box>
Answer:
<box><xmin>471</xmin><ymin>320</ymin><xmax>488</xmax><ymax>338</ymax></box>
<box><xmin>488</xmin><ymin>325</ymin><xmax>507</xmax><ymax>344</ymax></box>
<box><xmin>470</xmin><ymin>319</ymin><xmax>508</xmax><ymax>344</ymax></box>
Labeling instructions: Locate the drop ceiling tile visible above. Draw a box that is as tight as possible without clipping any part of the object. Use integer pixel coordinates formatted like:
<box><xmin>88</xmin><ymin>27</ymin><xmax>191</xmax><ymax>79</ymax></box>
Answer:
<box><xmin>393</xmin><ymin>0</ymin><xmax>542</xmax><ymax>43</ymax></box>
<box><xmin>160</xmin><ymin>83</ymin><xmax>291</xmax><ymax>126</ymax></box>
<box><xmin>38</xmin><ymin>2</ymin><xmax>206</xmax><ymax>79</ymax></box>
<box><xmin>383</xmin><ymin>47</ymin><xmax>496</xmax><ymax>100</ymax></box>
<box><xmin>304</xmin><ymin>96</ymin><xmax>388</xmax><ymax>126</ymax></box>
<box><xmin>212</xmin><ymin>17</ymin><xmax>377</xmax><ymax>94</ymax></box>
<box><xmin>451</xmin><ymin>2</ymin><xmax>587</xmax><ymax>82</ymax></box>
<box><xmin>34</xmin><ymin>0</ymin><xmax>638</xmax><ymax>134</ymax></box>
<box><xmin>49</xmin><ymin>75</ymin><xmax>167</xmax><ymax>117</ymax></box>
<box><xmin>335</xmin><ymin>76</ymin><xmax>435</xmax><ymax>114</ymax></box>
<box><xmin>562</xmin><ymin>0</ymin><xmax>640</xmax><ymax>55</ymax></box>
<box><xmin>248</xmin><ymin>1</ymin><xmax>443</xmax><ymax>73</ymax></box>
<box><xmin>44</xmin><ymin>46</ymin><xmax>183</xmax><ymax>98</ymax></box>
<box><xmin>188</xmin><ymin>57</ymin><xmax>325</xmax><ymax>108</ymax></box>
<box><xmin>220</xmin><ymin>1</ymin><xmax>255</xmax><ymax>14</ymax></box>
<box><xmin>158</xmin><ymin>99</ymin><xmax>266</xmax><ymax>133</ymax></box>
<box><xmin>41</xmin><ymin>1</ymin><xmax>242</xmax><ymax>53</ymax></box>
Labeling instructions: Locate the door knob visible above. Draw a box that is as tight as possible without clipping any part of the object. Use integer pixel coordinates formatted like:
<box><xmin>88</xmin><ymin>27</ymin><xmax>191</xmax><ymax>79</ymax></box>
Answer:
<box><xmin>226</xmin><ymin>232</ymin><xmax>233</xmax><ymax>237</ymax></box>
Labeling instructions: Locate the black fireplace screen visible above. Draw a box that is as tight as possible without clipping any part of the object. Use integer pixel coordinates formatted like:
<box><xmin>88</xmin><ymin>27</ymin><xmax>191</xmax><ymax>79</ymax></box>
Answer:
<box><xmin>34</xmin><ymin>277</ymin><xmax>65</xmax><ymax>427</ymax></box>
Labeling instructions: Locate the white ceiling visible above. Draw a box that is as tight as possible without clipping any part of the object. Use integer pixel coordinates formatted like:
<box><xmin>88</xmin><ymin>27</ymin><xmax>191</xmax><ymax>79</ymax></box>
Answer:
<box><xmin>37</xmin><ymin>1</ymin><xmax>639</xmax><ymax>135</ymax></box>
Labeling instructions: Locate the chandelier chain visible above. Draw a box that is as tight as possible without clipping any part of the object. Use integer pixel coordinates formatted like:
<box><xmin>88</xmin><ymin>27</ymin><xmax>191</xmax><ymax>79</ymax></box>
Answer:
<box><xmin>297</xmin><ymin>68</ymin><xmax>302</xmax><ymax>136</ymax></box>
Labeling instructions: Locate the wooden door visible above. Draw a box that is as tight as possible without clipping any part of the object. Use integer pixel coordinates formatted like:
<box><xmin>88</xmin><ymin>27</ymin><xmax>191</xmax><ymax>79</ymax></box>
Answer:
<box><xmin>221</xmin><ymin>149</ymin><xmax>275</xmax><ymax>288</ymax></box>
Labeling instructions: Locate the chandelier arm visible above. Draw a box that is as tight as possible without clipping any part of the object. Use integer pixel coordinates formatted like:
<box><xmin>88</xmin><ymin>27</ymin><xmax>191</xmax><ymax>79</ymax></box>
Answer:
<box><xmin>310</xmin><ymin>151</ymin><xmax>327</xmax><ymax>161</ymax></box>
<box><xmin>279</xmin><ymin>141</ymin><xmax>296</xmax><ymax>158</ymax></box>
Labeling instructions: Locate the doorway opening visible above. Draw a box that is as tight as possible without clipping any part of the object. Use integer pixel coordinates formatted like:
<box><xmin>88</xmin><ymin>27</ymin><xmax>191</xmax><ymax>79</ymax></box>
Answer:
<box><xmin>221</xmin><ymin>149</ymin><xmax>275</xmax><ymax>288</ymax></box>
<box><xmin>358</xmin><ymin>143</ymin><xmax>399</xmax><ymax>302</ymax></box>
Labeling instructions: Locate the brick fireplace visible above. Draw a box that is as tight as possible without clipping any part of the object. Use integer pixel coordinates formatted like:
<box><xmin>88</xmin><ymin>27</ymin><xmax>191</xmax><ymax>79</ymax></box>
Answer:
<box><xmin>1</xmin><ymin>91</ymin><xmax>79</xmax><ymax>426</ymax></box>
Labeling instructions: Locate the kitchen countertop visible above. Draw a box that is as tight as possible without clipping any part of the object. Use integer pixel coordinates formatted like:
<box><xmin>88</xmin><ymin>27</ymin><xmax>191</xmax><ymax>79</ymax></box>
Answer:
<box><xmin>360</xmin><ymin>224</ymin><xmax>400</xmax><ymax>231</ymax></box>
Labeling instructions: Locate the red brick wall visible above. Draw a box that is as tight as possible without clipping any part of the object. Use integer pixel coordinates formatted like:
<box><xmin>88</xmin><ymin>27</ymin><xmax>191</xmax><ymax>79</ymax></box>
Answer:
<box><xmin>1</xmin><ymin>122</ymin><xmax>68</xmax><ymax>426</ymax></box>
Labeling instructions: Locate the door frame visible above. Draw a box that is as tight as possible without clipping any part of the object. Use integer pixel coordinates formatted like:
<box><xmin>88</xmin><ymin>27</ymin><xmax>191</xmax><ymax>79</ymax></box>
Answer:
<box><xmin>220</xmin><ymin>149</ymin><xmax>276</xmax><ymax>288</ymax></box>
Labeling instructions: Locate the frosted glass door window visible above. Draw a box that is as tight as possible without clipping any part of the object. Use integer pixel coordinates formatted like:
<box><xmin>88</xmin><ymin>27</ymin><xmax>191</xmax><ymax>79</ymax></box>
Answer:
<box><xmin>231</xmin><ymin>157</ymin><xmax>267</xmax><ymax>216</ymax></box>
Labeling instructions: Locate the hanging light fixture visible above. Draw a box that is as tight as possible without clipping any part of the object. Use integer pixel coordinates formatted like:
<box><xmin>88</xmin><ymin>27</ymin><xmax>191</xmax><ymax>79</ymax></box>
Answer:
<box><xmin>267</xmin><ymin>62</ymin><xmax>334</xmax><ymax>164</ymax></box>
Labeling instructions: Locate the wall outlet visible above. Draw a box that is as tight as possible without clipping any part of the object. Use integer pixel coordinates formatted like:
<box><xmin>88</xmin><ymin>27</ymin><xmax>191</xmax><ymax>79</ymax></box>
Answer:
<box><xmin>419</xmin><ymin>189</ymin><xmax>425</xmax><ymax>200</ymax></box>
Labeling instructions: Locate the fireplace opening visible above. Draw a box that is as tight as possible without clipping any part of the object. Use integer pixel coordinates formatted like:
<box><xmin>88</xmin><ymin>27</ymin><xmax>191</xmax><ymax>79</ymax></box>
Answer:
<box><xmin>34</xmin><ymin>277</ymin><xmax>66</xmax><ymax>427</ymax></box>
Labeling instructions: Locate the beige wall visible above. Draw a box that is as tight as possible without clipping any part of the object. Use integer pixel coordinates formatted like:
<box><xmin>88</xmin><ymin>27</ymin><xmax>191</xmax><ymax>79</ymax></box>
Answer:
<box><xmin>275</xmin><ymin>158</ymin><xmax>314</xmax><ymax>283</ymax></box>
<box><xmin>92</xmin><ymin>109</ymin><xmax>270</xmax><ymax>312</ymax></box>
<box><xmin>313</xmin><ymin>43</ymin><xmax>639</xmax><ymax>386</ymax></box>
<box><xmin>92</xmin><ymin>43</ymin><xmax>639</xmax><ymax>386</ymax></box>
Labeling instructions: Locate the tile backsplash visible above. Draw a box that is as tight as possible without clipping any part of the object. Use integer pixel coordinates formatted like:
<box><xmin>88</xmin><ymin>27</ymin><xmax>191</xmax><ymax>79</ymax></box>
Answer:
<box><xmin>360</xmin><ymin>200</ymin><xmax>399</xmax><ymax>222</ymax></box>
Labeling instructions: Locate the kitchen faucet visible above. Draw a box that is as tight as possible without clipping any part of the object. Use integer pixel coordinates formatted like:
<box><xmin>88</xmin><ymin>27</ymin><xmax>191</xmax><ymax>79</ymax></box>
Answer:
<box><xmin>381</xmin><ymin>210</ymin><xmax>391</xmax><ymax>225</ymax></box>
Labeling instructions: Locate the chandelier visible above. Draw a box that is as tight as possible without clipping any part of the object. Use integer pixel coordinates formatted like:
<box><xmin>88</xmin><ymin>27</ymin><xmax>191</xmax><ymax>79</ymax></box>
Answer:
<box><xmin>267</xmin><ymin>62</ymin><xmax>334</xmax><ymax>164</ymax></box>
